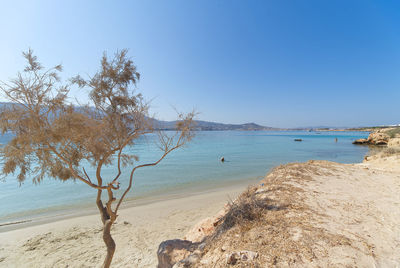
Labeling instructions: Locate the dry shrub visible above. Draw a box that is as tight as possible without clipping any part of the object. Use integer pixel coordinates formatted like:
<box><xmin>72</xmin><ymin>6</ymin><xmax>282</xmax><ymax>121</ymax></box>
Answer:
<box><xmin>218</xmin><ymin>187</ymin><xmax>287</xmax><ymax>233</ymax></box>
<box><xmin>197</xmin><ymin>161</ymin><xmax>364</xmax><ymax>267</ymax></box>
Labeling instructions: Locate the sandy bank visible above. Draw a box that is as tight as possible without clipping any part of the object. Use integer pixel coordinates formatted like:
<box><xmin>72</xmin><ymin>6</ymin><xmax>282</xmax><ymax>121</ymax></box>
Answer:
<box><xmin>0</xmin><ymin>182</ymin><xmax>253</xmax><ymax>267</ymax></box>
<box><xmin>164</xmin><ymin>156</ymin><xmax>400</xmax><ymax>267</ymax></box>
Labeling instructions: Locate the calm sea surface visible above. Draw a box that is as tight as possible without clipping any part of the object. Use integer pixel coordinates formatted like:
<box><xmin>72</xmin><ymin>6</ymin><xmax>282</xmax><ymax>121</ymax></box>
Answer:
<box><xmin>0</xmin><ymin>131</ymin><xmax>369</xmax><ymax>224</ymax></box>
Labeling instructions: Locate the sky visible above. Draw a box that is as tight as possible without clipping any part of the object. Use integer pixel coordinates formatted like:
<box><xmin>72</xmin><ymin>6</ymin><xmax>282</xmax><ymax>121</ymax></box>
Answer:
<box><xmin>0</xmin><ymin>0</ymin><xmax>399</xmax><ymax>128</ymax></box>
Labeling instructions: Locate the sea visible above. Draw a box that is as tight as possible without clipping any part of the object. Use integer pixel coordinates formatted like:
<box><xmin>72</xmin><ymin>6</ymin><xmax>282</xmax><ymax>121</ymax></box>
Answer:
<box><xmin>0</xmin><ymin>131</ymin><xmax>370</xmax><ymax>227</ymax></box>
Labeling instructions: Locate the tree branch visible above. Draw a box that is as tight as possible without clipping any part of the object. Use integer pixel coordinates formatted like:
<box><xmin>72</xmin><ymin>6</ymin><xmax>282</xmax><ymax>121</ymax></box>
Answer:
<box><xmin>46</xmin><ymin>143</ymin><xmax>107</xmax><ymax>190</ymax></box>
<box><xmin>114</xmin><ymin>141</ymin><xmax>184</xmax><ymax>215</ymax></box>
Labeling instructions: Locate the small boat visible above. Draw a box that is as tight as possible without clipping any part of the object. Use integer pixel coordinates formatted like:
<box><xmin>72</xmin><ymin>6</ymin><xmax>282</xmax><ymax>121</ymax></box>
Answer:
<box><xmin>294</xmin><ymin>139</ymin><xmax>302</xmax><ymax>142</ymax></box>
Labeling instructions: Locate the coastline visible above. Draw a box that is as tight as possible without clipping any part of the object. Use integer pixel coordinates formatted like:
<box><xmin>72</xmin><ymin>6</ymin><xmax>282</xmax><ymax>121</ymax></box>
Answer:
<box><xmin>0</xmin><ymin>131</ymin><xmax>384</xmax><ymax>267</ymax></box>
<box><xmin>162</xmin><ymin>156</ymin><xmax>400</xmax><ymax>267</ymax></box>
<box><xmin>3</xmin><ymin>156</ymin><xmax>399</xmax><ymax>267</ymax></box>
<box><xmin>0</xmin><ymin>176</ymin><xmax>261</xmax><ymax>233</ymax></box>
<box><xmin>0</xmin><ymin>177</ymin><xmax>259</xmax><ymax>267</ymax></box>
<box><xmin>157</xmin><ymin>129</ymin><xmax>400</xmax><ymax>267</ymax></box>
<box><xmin>0</xmin><ymin>130</ymin><xmax>369</xmax><ymax>224</ymax></box>
<box><xmin>1</xmin><ymin>130</ymin><xmax>369</xmax><ymax>232</ymax></box>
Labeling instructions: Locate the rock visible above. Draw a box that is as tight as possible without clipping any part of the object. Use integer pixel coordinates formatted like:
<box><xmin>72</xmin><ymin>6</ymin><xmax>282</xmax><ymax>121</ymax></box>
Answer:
<box><xmin>226</xmin><ymin>251</ymin><xmax>259</xmax><ymax>265</ymax></box>
<box><xmin>184</xmin><ymin>205</ymin><xmax>229</xmax><ymax>242</ymax></box>
<box><xmin>184</xmin><ymin>217</ymin><xmax>216</xmax><ymax>243</ymax></box>
<box><xmin>367</xmin><ymin>131</ymin><xmax>390</xmax><ymax>145</ymax></box>
<box><xmin>239</xmin><ymin>250</ymin><xmax>258</xmax><ymax>261</ymax></box>
<box><xmin>198</xmin><ymin>243</ymin><xmax>206</xmax><ymax>251</ymax></box>
<box><xmin>226</xmin><ymin>252</ymin><xmax>239</xmax><ymax>265</ymax></box>
<box><xmin>174</xmin><ymin>253</ymin><xmax>201</xmax><ymax>267</ymax></box>
<box><xmin>353</xmin><ymin>131</ymin><xmax>390</xmax><ymax>146</ymax></box>
<box><xmin>353</xmin><ymin>138</ymin><xmax>368</xmax><ymax>145</ymax></box>
<box><xmin>374</xmin><ymin>140</ymin><xmax>388</xmax><ymax>145</ymax></box>
<box><xmin>157</xmin><ymin>239</ymin><xmax>197</xmax><ymax>268</ymax></box>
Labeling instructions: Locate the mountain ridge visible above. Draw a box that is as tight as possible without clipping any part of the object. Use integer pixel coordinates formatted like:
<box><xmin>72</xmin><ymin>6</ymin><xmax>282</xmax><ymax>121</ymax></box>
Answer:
<box><xmin>0</xmin><ymin>102</ymin><xmax>276</xmax><ymax>131</ymax></box>
<box><xmin>153</xmin><ymin>119</ymin><xmax>277</xmax><ymax>131</ymax></box>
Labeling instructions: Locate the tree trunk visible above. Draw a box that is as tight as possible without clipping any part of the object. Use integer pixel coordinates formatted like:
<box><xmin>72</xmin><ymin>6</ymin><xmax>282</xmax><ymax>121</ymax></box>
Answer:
<box><xmin>102</xmin><ymin>219</ymin><xmax>116</xmax><ymax>268</ymax></box>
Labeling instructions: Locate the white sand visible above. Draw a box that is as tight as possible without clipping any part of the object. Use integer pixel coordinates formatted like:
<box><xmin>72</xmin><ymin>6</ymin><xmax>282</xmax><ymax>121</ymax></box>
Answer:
<box><xmin>0</xmin><ymin>182</ymin><xmax>252</xmax><ymax>268</ymax></box>
<box><xmin>302</xmin><ymin>160</ymin><xmax>400</xmax><ymax>266</ymax></box>
<box><xmin>180</xmin><ymin>158</ymin><xmax>400</xmax><ymax>267</ymax></box>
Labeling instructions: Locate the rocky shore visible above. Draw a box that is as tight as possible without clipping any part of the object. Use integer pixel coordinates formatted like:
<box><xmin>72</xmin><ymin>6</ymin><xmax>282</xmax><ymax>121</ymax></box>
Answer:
<box><xmin>353</xmin><ymin>127</ymin><xmax>400</xmax><ymax>146</ymax></box>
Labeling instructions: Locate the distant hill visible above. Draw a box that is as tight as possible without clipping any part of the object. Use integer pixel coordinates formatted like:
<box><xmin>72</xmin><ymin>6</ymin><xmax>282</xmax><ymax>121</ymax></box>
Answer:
<box><xmin>0</xmin><ymin>102</ymin><xmax>276</xmax><ymax>131</ymax></box>
<box><xmin>153</xmin><ymin>119</ymin><xmax>277</xmax><ymax>131</ymax></box>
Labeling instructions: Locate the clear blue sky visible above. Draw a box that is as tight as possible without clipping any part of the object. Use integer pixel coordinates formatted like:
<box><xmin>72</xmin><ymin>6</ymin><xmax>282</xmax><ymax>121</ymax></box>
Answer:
<box><xmin>1</xmin><ymin>0</ymin><xmax>399</xmax><ymax>128</ymax></box>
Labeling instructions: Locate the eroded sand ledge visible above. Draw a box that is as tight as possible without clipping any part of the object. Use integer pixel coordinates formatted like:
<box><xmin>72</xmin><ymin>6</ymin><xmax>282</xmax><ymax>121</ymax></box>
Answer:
<box><xmin>163</xmin><ymin>156</ymin><xmax>400</xmax><ymax>267</ymax></box>
<box><xmin>1</xmin><ymin>155</ymin><xmax>400</xmax><ymax>267</ymax></box>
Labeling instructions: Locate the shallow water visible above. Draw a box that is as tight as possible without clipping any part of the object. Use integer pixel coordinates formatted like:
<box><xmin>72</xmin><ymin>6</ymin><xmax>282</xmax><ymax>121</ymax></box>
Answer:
<box><xmin>0</xmin><ymin>131</ymin><xmax>369</xmax><ymax>224</ymax></box>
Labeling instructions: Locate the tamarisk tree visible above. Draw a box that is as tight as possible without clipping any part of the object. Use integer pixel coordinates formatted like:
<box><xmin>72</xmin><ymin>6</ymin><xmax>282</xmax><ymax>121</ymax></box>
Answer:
<box><xmin>0</xmin><ymin>49</ymin><xmax>194</xmax><ymax>267</ymax></box>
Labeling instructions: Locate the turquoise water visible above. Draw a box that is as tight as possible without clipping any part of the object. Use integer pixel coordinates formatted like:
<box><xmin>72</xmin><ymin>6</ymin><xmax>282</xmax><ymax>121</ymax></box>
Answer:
<box><xmin>0</xmin><ymin>131</ymin><xmax>369</xmax><ymax>223</ymax></box>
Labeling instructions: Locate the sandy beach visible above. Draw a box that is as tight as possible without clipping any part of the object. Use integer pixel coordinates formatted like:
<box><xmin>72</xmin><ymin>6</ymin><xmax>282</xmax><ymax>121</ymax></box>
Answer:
<box><xmin>2</xmin><ymin>0</ymin><xmax>400</xmax><ymax>266</ymax></box>
<box><xmin>2</xmin><ymin>153</ymin><xmax>400</xmax><ymax>267</ymax></box>
<box><xmin>0</xmin><ymin>181</ymin><xmax>254</xmax><ymax>267</ymax></box>
<box><xmin>1</xmin><ymin>127</ymin><xmax>400</xmax><ymax>268</ymax></box>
